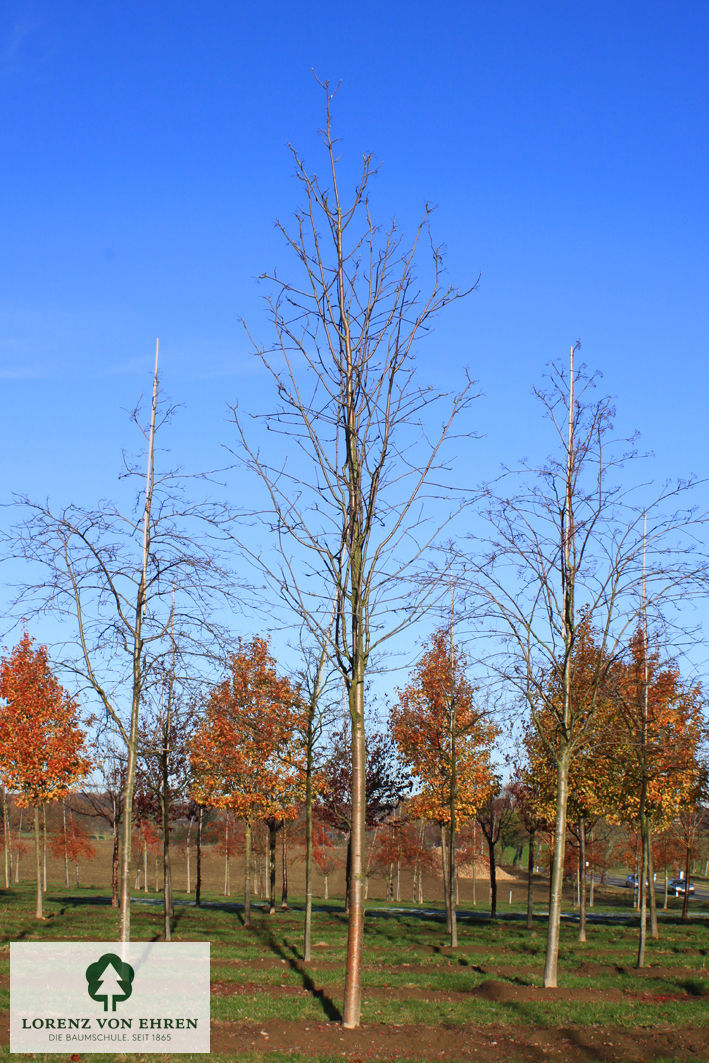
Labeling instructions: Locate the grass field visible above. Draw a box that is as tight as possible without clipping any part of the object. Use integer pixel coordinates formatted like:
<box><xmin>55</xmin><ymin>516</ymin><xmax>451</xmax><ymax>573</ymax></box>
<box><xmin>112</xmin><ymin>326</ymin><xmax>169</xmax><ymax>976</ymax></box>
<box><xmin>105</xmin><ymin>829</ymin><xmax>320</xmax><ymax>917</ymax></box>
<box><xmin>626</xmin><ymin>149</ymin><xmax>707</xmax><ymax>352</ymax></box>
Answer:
<box><xmin>1</xmin><ymin>883</ymin><xmax>709</xmax><ymax>1062</ymax></box>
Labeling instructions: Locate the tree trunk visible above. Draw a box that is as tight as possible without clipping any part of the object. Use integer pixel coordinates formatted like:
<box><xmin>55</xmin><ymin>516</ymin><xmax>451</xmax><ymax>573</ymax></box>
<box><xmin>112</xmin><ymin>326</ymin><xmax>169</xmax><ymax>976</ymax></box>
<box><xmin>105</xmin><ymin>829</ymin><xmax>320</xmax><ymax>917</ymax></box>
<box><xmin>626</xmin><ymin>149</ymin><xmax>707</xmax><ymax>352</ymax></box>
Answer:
<box><xmin>648</xmin><ymin>830</ymin><xmax>658</xmax><ymax>939</ymax></box>
<box><xmin>578</xmin><ymin>817</ymin><xmax>587</xmax><ymax>943</ymax></box>
<box><xmin>111</xmin><ymin>810</ymin><xmax>120</xmax><ymax>907</ymax></box>
<box><xmin>143</xmin><ymin>837</ymin><xmax>148</xmax><ymax>893</ymax></box>
<box><xmin>304</xmin><ymin>747</ymin><xmax>314</xmax><ymax>961</ymax></box>
<box><xmin>342</xmin><ymin>679</ymin><xmax>366</xmax><ymax>1029</ymax></box>
<box><xmin>224</xmin><ymin>815</ymin><xmax>230</xmax><ymax>897</ymax></box>
<box><xmin>543</xmin><ymin>746</ymin><xmax>570</xmax><ymax>987</ymax></box>
<box><xmin>281</xmin><ymin>822</ymin><xmax>289</xmax><ymax>909</ymax></box>
<box><xmin>15</xmin><ymin>809</ymin><xmax>24</xmax><ymax>883</ymax></box>
<box><xmin>681</xmin><ymin>844</ymin><xmax>691</xmax><ymax>920</ymax></box>
<box><xmin>636</xmin><ymin>811</ymin><xmax>650</xmax><ymax>967</ymax></box>
<box><xmin>486</xmin><ymin>832</ymin><xmax>498</xmax><ymax>921</ymax></box>
<box><xmin>195</xmin><ymin>807</ymin><xmax>202</xmax><ymax>908</ymax></box>
<box><xmin>243</xmin><ymin>820</ymin><xmax>252</xmax><ymax>928</ymax></box>
<box><xmin>34</xmin><ymin>807</ymin><xmax>43</xmax><ymax>919</ymax></box>
<box><xmin>526</xmin><ymin>828</ymin><xmax>535</xmax><ymax>929</ymax></box>
<box><xmin>62</xmin><ymin>802</ymin><xmax>70</xmax><ymax>888</ymax></box>
<box><xmin>267</xmin><ymin>819</ymin><xmax>277</xmax><ymax>914</ymax></box>
<box><xmin>344</xmin><ymin>834</ymin><xmax>352</xmax><ymax>915</ymax></box>
<box><xmin>162</xmin><ymin>799</ymin><xmax>172</xmax><ymax>942</ymax></box>
<box><xmin>440</xmin><ymin>824</ymin><xmax>451</xmax><ymax>933</ymax></box>
<box><xmin>323</xmin><ymin>871</ymin><xmax>329</xmax><ymax>901</ymax></box>
<box><xmin>2</xmin><ymin>787</ymin><xmax>10</xmax><ymax>889</ymax></box>
<box><xmin>42</xmin><ymin>806</ymin><xmax>48</xmax><ymax>892</ymax></box>
<box><xmin>186</xmin><ymin>818</ymin><xmax>192</xmax><ymax>894</ymax></box>
<box><xmin>448</xmin><ymin>820</ymin><xmax>458</xmax><ymax>948</ymax></box>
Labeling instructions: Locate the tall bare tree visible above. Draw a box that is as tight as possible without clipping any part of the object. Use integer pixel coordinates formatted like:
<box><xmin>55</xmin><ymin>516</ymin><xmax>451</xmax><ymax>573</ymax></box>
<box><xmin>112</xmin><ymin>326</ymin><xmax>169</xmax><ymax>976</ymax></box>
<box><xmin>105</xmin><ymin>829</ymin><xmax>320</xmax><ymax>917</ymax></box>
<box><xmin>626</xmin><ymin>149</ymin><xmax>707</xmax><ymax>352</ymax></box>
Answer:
<box><xmin>232</xmin><ymin>82</ymin><xmax>475</xmax><ymax>1026</ymax></box>
<box><xmin>10</xmin><ymin>345</ymin><xmax>230</xmax><ymax>940</ymax></box>
<box><xmin>473</xmin><ymin>345</ymin><xmax>706</xmax><ymax>987</ymax></box>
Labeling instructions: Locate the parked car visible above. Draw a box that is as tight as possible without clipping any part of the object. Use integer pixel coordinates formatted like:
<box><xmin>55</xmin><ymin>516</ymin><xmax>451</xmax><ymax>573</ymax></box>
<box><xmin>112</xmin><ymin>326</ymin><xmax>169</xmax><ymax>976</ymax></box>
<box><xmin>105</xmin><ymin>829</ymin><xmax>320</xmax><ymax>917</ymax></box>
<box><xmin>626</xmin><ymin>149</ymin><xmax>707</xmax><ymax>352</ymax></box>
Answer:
<box><xmin>625</xmin><ymin>874</ymin><xmax>649</xmax><ymax>888</ymax></box>
<box><xmin>668</xmin><ymin>878</ymin><xmax>695</xmax><ymax>896</ymax></box>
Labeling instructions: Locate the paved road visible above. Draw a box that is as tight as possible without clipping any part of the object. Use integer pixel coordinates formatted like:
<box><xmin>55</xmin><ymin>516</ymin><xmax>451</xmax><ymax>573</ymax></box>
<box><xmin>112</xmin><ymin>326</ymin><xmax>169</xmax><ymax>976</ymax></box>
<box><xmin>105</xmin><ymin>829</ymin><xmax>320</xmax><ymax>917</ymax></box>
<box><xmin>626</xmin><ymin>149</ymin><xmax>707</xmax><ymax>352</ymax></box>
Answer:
<box><xmin>605</xmin><ymin>874</ymin><xmax>709</xmax><ymax>902</ymax></box>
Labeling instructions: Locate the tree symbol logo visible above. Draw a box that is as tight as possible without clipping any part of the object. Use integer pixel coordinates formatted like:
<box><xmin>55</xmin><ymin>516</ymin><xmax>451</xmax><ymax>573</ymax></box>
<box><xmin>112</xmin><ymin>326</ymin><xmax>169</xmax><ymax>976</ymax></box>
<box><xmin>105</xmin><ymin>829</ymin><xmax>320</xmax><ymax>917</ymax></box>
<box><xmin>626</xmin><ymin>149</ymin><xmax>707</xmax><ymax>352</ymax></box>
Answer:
<box><xmin>85</xmin><ymin>953</ymin><xmax>135</xmax><ymax>1011</ymax></box>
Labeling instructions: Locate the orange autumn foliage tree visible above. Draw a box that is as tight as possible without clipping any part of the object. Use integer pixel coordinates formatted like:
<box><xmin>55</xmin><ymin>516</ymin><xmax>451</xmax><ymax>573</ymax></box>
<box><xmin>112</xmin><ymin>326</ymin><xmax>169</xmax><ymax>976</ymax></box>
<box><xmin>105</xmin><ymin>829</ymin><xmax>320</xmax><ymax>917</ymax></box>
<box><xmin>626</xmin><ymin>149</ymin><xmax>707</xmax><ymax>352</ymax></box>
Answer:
<box><xmin>50</xmin><ymin>815</ymin><xmax>96</xmax><ymax>887</ymax></box>
<box><xmin>520</xmin><ymin>621</ymin><xmax>617</xmax><ymax>942</ymax></box>
<box><xmin>0</xmin><ymin>633</ymin><xmax>91</xmax><ymax>917</ymax></box>
<box><xmin>603</xmin><ymin>628</ymin><xmax>706</xmax><ymax>949</ymax></box>
<box><xmin>190</xmin><ymin>636</ymin><xmax>306</xmax><ymax>921</ymax></box>
<box><xmin>390</xmin><ymin>627</ymin><xmax>496</xmax><ymax>946</ymax></box>
<box><xmin>605</xmin><ymin>628</ymin><xmax>706</xmax><ymax>828</ymax></box>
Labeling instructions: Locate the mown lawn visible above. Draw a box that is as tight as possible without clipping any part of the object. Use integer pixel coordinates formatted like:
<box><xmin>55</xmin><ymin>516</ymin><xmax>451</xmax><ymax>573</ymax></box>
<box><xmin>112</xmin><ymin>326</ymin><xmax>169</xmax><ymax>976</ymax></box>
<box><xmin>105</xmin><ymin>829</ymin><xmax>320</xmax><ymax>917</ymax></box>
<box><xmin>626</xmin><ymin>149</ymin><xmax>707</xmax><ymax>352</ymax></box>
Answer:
<box><xmin>1</xmin><ymin>885</ymin><xmax>708</xmax><ymax>1061</ymax></box>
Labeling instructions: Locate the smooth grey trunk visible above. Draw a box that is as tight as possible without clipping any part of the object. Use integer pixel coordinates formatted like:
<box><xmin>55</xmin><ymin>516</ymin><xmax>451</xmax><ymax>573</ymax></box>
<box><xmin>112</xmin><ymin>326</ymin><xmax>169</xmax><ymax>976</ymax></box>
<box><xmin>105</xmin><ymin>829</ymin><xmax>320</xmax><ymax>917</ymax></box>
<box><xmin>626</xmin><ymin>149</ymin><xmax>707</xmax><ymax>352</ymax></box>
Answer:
<box><xmin>526</xmin><ymin>828</ymin><xmax>535</xmax><ymax>929</ymax></box>
<box><xmin>162</xmin><ymin>782</ymin><xmax>172</xmax><ymax>940</ymax></box>
<box><xmin>243</xmin><ymin>820</ymin><xmax>252</xmax><ymax>927</ymax></box>
<box><xmin>281</xmin><ymin>823</ymin><xmax>288</xmax><ymax>909</ymax></box>
<box><xmin>267</xmin><ymin>819</ymin><xmax>277</xmax><ymax>914</ymax></box>
<box><xmin>303</xmin><ymin>726</ymin><xmax>314</xmax><ymax>958</ymax></box>
<box><xmin>2</xmin><ymin>788</ymin><xmax>10</xmax><ymax>889</ymax></box>
<box><xmin>301</xmin><ymin>629</ymin><xmax>332</xmax><ymax>960</ymax></box>
<box><xmin>543</xmin><ymin>344</ymin><xmax>576</xmax><ymax>987</ymax></box>
<box><xmin>224</xmin><ymin>816</ymin><xmax>230</xmax><ymax>897</ymax></box>
<box><xmin>447</xmin><ymin>591</ymin><xmax>458</xmax><ymax>947</ymax></box>
<box><xmin>681</xmin><ymin>844</ymin><xmax>691</xmax><ymax>920</ymax></box>
<box><xmin>637</xmin><ymin>515</ymin><xmax>651</xmax><ymax>966</ymax></box>
<box><xmin>637</xmin><ymin>810</ymin><xmax>650</xmax><ymax>967</ymax></box>
<box><xmin>485</xmin><ymin>828</ymin><xmax>498</xmax><ymax>920</ymax></box>
<box><xmin>342</xmin><ymin>673</ymin><xmax>366</xmax><ymax>1029</ymax></box>
<box><xmin>15</xmin><ymin>809</ymin><xmax>22</xmax><ymax>883</ymax></box>
<box><xmin>62</xmin><ymin>802</ymin><xmax>70</xmax><ymax>887</ymax></box>
<box><xmin>163</xmin><ymin>595</ymin><xmax>175</xmax><ymax>941</ymax></box>
<box><xmin>42</xmin><ymin>806</ymin><xmax>47</xmax><ymax>892</ymax></box>
<box><xmin>440</xmin><ymin>824</ymin><xmax>451</xmax><ymax>933</ymax></box>
<box><xmin>648</xmin><ymin>830</ymin><xmax>658</xmax><ymax>939</ymax></box>
<box><xmin>195</xmin><ymin>807</ymin><xmax>202</xmax><ymax>908</ymax></box>
<box><xmin>34</xmin><ymin>807</ymin><xmax>42</xmax><ymax>919</ymax></box>
<box><xmin>578</xmin><ymin>817</ymin><xmax>587</xmax><ymax>943</ymax></box>
<box><xmin>185</xmin><ymin>818</ymin><xmax>192</xmax><ymax>894</ymax></box>
<box><xmin>543</xmin><ymin>746</ymin><xmax>571</xmax><ymax>986</ymax></box>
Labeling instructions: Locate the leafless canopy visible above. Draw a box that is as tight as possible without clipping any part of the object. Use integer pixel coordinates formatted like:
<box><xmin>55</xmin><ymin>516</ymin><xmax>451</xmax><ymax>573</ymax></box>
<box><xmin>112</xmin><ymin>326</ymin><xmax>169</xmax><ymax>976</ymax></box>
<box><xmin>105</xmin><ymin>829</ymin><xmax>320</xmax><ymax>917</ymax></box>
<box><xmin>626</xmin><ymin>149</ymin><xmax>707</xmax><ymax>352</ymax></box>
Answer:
<box><xmin>232</xmin><ymin>82</ymin><xmax>477</xmax><ymax>668</ymax></box>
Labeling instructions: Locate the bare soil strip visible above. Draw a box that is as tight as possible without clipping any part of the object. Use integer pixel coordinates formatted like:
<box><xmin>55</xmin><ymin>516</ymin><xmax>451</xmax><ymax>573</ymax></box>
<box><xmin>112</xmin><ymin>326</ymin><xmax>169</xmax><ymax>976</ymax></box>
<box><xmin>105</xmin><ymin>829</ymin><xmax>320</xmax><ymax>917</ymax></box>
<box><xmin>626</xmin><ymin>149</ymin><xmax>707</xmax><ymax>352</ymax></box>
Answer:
<box><xmin>211</xmin><ymin>1019</ymin><xmax>709</xmax><ymax>1061</ymax></box>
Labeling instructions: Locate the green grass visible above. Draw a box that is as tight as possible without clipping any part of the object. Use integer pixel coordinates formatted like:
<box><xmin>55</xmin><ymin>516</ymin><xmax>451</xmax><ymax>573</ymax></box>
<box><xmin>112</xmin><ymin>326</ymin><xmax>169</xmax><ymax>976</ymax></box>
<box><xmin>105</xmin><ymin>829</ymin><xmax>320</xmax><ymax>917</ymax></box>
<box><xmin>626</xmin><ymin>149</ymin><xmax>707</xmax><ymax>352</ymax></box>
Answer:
<box><xmin>2</xmin><ymin>883</ymin><xmax>709</xmax><ymax>1061</ymax></box>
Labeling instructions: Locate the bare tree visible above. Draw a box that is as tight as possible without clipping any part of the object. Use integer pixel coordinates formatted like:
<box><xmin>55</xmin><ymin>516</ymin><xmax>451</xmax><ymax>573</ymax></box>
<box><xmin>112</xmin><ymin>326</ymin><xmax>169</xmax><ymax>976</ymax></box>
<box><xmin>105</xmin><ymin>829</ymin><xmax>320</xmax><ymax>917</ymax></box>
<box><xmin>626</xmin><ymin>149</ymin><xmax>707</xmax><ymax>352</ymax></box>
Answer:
<box><xmin>9</xmin><ymin>345</ymin><xmax>231</xmax><ymax>940</ymax></box>
<box><xmin>231</xmin><ymin>81</ymin><xmax>475</xmax><ymax>1027</ymax></box>
<box><xmin>472</xmin><ymin>345</ymin><xmax>706</xmax><ymax>987</ymax></box>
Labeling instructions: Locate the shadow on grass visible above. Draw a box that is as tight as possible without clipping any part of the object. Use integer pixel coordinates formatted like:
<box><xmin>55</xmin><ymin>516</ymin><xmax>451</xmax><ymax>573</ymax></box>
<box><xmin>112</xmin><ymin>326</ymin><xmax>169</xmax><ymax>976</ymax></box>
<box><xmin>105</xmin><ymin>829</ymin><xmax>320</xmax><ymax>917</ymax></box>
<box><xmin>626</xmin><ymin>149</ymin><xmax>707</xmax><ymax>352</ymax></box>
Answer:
<box><xmin>250</xmin><ymin>924</ymin><xmax>342</xmax><ymax>1022</ymax></box>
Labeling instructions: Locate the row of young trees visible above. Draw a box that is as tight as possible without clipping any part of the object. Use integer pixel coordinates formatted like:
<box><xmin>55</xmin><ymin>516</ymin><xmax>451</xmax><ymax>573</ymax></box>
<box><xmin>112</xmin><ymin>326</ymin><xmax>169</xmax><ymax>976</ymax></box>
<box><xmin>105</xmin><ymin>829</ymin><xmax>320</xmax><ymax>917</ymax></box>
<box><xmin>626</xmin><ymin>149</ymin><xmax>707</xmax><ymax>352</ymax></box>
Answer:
<box><xmin>3</xmin><ymin>83</ymin><xmax>709</xmax><ymax>1026</ymax></box>
<box><xmin>2</xmin><ymin>619</ymin><xmax>704</xmax><ymax>961</ymax></box>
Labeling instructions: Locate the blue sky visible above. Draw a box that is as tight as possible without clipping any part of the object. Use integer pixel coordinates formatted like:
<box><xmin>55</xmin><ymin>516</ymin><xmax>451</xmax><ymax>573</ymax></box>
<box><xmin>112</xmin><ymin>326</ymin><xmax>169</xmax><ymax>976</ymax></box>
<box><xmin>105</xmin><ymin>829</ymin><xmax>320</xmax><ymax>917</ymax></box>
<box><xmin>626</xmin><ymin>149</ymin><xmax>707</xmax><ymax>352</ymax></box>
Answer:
<box><xmin>2</xmin><ymin>1</ymin><xmax>708</xmax><ymax>679</ymax></box>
